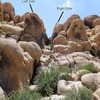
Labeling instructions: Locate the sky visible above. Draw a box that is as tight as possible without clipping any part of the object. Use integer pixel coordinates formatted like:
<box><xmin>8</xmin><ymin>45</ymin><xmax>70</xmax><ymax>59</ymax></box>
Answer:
<box><xmin>2</xmin><ymin>0</ymin><xmax>100</xmax><ymax>37</ymax></box>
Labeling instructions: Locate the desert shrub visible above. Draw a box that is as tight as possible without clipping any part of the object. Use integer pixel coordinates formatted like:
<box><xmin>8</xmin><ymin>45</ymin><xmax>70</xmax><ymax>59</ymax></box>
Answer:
<box><xmin>34</xmin><ymin>66</ymin><xmax>71</xmax><ymax>96</ymax></box>
<box><xmin>78</xmin><ymin>70</ymin><xmax>92</xmax><ymax>77</ymax></box>
<box><xmin>79</xmin><ymin>63</ymin><xmax>97</xmax><ymax>73</ymax></box>
<box><xmin>64</xmin><ymin>87</ymin><xmax>93</xmax><ymax>100</ymax></box>
<box><xmin>6</xmin><ymin>88</ymin><xmax>42</xmax><ymax>100</ymax></box>
<box><xmin>79</xmin><ymin>70</ymin><xmax>91</xmax><ymax>75</ymax></box>
<box><xmin>59</xmin><ymin>65</ymin><xmax>72</xmax><ymax>73</ymax></box>
<box><xmin>34</xmin><ymin>67</ymin><xmax>59</xmax><ymax>96</ymax></box>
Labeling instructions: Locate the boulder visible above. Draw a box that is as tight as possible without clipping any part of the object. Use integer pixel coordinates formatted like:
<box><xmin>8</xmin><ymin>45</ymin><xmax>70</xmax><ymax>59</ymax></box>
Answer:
<box><xmin>20</xmin><ymin>12</ymin><xmax>48</xmax><ymax>48</ymax></box>
<box><xmin>42</xmin><ymin>48</ymin><xmax>52</xmax><ymax>55</ymax></box>
<box><xmin>76</xmin><ymin>44</ymin><xmax>84</xmax><ymax>52</ymax></box>
<box><xmin>13</xmin><ymin>15</ymin><xmax>21</xmax><ymax>25</ymax></box>
<box><xmin>53</xmin><ymin>35</ymin><xmax>68</xmax><ymax>45</ymax></box>
<box><xmin>53</xmin><ymin>53</ymin><xmax>69</xmax><ymax>66</ymax></box>
<box><xmin>0</xmin><ymin>87</ymin><xmax>5</xmax><ymax>100</ymax></box>
<box><xmin>2</xmin><ymin>2</ymin><xmax>15</xmax><ymax>21</ymax></box>
<box><xmin>8</xmin><ymin>21</ymin><xmax>15</xmax><ymax>26</ymax></box>
<box><xmin>75</xmin><ymin>69</ymin><xmax>91</xmax><ymax>81</ymax></box>
<box><xmin>90</xmin><ymin>32</ymin><xmax>100</xmax><ymax>44</ymax></box>
<box><xmin>73</xmin><ymin>56</ymin><xmax>89</xmax><ymax>67</ymax></box>
<box><xmin>81</xmin><ymin>73</ymin><xmax>100</xmax><ymax>91</ymax></box>
<box><xmin>53</xmin><ymin>45</ymin><xmax>69</xmax><ymax>54</ymax></box>
<box><xmin>29</xmin><ymin>85</ymin><xmax>38</xmax><ymax>92</ymax></box>
<box><xmin>16</xmin><ymin>22</ymin><xmax>25</xmax><ymax>28</ymax></box>
<box><xmin>86</xmin><ymin>29</ymin><xmax>93</xmax><ymax>37</ymax></box>
<box><xmin>52</xmin><ymin>22</ymin><xmax>63</xmax><ymax>39</ymax></box>
<box><xmin>81</xmin><ymin>41</ymin><xmax>92</xmax><ymax>51</ymax></box>
<box><xmin>67</xmin><ymin>19</ymin><xmax>88</xmax><ymax>41</ymax></box>
<box><xmin>85</xmin><ymin>25</ymin><xmax>89</xmax><ymax>30</ymax></box>
<box><xmin>67</xmin><ymin>41</ymin><xmax>77</xmax><ymax>53</ymax></box>
<box><xmin>20</xmin><ymin>12</ymin><xmax>30</xmax><ymax>22</ymax></box>
<box><xmin>92</xmin><ymin>18</ymin><xmax>100</xmax><ymax>28</ymax></box>
<box><xmin>0</xmin><ymin>38</ymin><xmax>34</xmax><ymax>93</ymax></box>
<box><xmin>90</xmin><ymin>32</ymin><xmax>100</xmax><ymax>51</ymax></box>
<box><xmin>65</xmin><ymin>52</ymin><xmax>94</xmax><ymax>68</ymax></box>
<box><xmin>53</xmin><ymin>48</ymin><xmax>94</xmax><ymax>67</ymax></box>
<box><xmin>53</xmin><ymin>40</ymin><xmax>89</xmax><ymax>54</ymax></box>
<box><xmin>67</xmin><ymin>52</ymin><xmax>94</xmax><ymax>60</ymax></box>
<box><xmin>18</xmin><ymin>41</ymin><xmax>42</xmax><ymax>65</ymax></box>
<box><xmin>92</xmin><ymin>25</ymin><xmax>100</xmax><ymax>35</ymax></box>
<box><xmin>0</xmin><ymin>1</ymin><xmax>3</xmax><ymax>22</ymax></box>
<box><xmin>84</xmin><ymin>15</ymin><xmax>99</xmax><ymax>28</ymax></box>
<box><xmin>58</xmin><ymin>30</ymin><xmax>67</xmax><ymax>37</ymax></box>
<box><xmin>57</xmin><ymin>80</ymin><xmax>84</xmax><ymax>95</ymax></box>
<box><xmin>40</xmin><ymin>54</ymin><xmax>50</xmax><ymax>66</ymax></box>
<box><xmin>63</xmin><ymin>14</ymin><xmax>80</xmax><ymax>31</ymax></box>
<box><xmin>65</xmin><ymin>55</ymin><xmax>75</xmax><ymax>67</ymax></box>
<box><xmin>0</xmin><ymin>24</ymin><xmax>23</xmax><ymax>40</ymax></box>
<box><xmin>3</xmin><ymin>14</ymin><xmax>10</xmax><ymax>22</ymax></box>
<box><xmin>92</xmin><ymin>88</ymin><xmax>100</xmax><ymax>100</ymax></box>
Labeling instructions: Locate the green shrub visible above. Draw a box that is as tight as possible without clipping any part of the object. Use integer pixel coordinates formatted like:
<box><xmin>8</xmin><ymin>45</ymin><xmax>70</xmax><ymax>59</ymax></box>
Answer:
<box><xmin>80</xmin><ymin>63</ymin><xmax>97</xmax><ymax>73</ymax></box>
<box><xmin>6</xmin><ymin>89</ymin><xmax>42</xmax><ymax>100</ymax></box>
<box><xmin>64</xmin><ymin>87</ymin><xmax>93</xmax><ymax>100</ymax></box>
<box><xmin>34</xmin><ymin>67</ymin><xmax>59</xmax><ymax>96</ymax></box>
<box><xmin>34</xmin><ymin>66</ymin><xmax>71</xmax><ymax>96</ymax></box>
<box><xmin>59</xmin><ymin>65</ymin><xmax>72</xmax><ymax>73</ymax></box>
<box><xmin>78</xmin><ymin>70</ymin><xmax>92</xmax><ymax>77</ymax></box>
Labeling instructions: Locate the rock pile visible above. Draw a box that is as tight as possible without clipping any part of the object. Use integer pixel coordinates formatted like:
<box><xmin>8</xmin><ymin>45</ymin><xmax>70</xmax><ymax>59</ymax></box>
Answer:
<box><xmin>0</xmin><ymin>1</ymin><xmax>48</xmax><ymax>48</ymax></box>
<box><xmin>52</xmin><ymin>14</ymin><xmax>100</xmax><ymax>57</ymax></box>
<box><xmin>39</xmin><ymin>14</ymin><xmax>100</xmax><ymax>99</ymax></box>
<box><xmin>0</xmin><ymin>0</ymin><xmax>44</xmax><ymax>95</ymax></box>
<box><xmin>0</xmin><ymin>1</ymin><xmax>100</xmax><ymax>100</ymax></box>
<box><xmin>0</xmin><ymin>38</ymin><xmax>41</xmax><ymax>94</ymax></box>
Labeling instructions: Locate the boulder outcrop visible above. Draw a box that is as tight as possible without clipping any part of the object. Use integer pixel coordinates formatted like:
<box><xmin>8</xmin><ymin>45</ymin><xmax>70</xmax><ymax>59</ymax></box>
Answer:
<box><xmin>84</xmin><ymin>15</ymin><xmax>99</xmax><ymax>28</ymax></box>
<box><xmin>67</xmin><ymin>19</ymin><xmax>88</xmax><ymax>41</ymax></box>
<box><xmin>20</xmin><ymin>12</ymin><xmax>48</xmax><ymax>48</ymax></box>
<box><xmin>2</xmin><ymin>2</ymin><xmax>15</xmax><ymax>21</ymax></box>
<box><xmin>81</xmin><ymin>73</ymin><xmax>100</xmax><ymax>91</ymax></box>
<box><xmin>53</xmin><ymin>35</ymin><xmax>68</xmax><ymax>45</ymax></box>
<box><xmin>52</xmin><ymin>22</ymin><xmax>63</xmax><ymax>40</ymax></box>
<box><xmin>18</xmin><ymin>41</ymin><xmax>42</xmax><ymax>65</ymax></box>
<box><xmin>0</xmin><ymin>38</ymin><xmax>41</xmax><ymax>94</ymax></box>
<box><xmin>92</xmin><ymin>18</ymin><xmax>100</xmax><ymax>28</ymax></box>
<box><xmin>63</xmin><ymin>14</ymin><xmax>80</xmax><ymax>31</ymax></box>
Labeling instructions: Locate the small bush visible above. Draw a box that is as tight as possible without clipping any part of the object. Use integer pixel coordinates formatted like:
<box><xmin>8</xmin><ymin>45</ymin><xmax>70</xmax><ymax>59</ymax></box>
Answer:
<box><xmin>6</xmin><ymin>89</ymin><xmax>42</xmax><ymax>100</ymax></box>
<box><xmin>59</xmin><ymin>65</ymin><xmax>72</xmax><ymax>73</ymax></box>
<box><xmin>78</xmin><ymin>70</ymin><xmax>92</xmax><ymax>77</ymax></box>
<box><xmin>34</xmin><ymin>67</ymin><xmax>59</xmax><ymax>96</ymax></box>
<box><xmin>34</xmin><ymin>66</ymin><xmax>71</xmax><ymax>96</ymax></box>
<box><xmin>80</xmin><ymin>63</ymin><xmax>97</xmax><ymax>73</ymax></box>
<box><xmin>64</xmin><ymin>87</ymin><xmax>93</xmax><ymax>100</ymax></box>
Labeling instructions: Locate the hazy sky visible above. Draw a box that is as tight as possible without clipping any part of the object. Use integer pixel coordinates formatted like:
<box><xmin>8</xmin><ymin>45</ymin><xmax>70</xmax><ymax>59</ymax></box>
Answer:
<box><xmin>2</xmin><ymin>0</ymin><xmax>100</xmax><ymax>37</ymax></box>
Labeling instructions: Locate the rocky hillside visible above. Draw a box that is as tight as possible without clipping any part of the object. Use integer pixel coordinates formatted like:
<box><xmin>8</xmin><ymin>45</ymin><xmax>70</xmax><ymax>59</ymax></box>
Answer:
<box><xmin>0</xmin><ymin>1</ymin><xmax>100</xmax><ymax>100</ymax></box>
